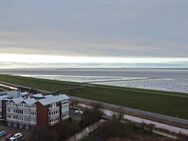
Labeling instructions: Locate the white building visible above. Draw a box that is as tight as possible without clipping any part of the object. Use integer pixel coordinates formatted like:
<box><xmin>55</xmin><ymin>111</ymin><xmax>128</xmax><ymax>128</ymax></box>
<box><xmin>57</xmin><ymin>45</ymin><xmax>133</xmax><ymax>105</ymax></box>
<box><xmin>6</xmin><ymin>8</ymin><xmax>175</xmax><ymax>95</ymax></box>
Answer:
<box><xmin>0</xmin><ymin>91</ymin><xmax>69</xmax><ymax>130</ymax></box>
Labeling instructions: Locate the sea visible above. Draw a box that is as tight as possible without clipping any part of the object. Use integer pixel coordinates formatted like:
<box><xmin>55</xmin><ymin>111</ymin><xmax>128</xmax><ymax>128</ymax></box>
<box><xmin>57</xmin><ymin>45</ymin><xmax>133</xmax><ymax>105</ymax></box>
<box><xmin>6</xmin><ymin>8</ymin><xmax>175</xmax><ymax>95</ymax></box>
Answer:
<box><xmin>0</xmin><ymin>68</ymin><xmax>188</xmax><ymax>94</ymax></box>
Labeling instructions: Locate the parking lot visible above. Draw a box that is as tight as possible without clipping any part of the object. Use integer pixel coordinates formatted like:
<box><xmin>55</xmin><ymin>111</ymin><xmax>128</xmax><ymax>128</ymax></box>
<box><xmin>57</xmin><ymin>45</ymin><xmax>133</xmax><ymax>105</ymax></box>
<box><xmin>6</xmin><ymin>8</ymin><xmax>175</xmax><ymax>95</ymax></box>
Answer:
<box><xmin>69</xmin><ymin>108</ymin><xmax>83</xmax><ymax>121</ymax></box>
<box><xmin>0</xmin><ymin>124</ymin><xmax>30</xmax><ymax>141</ymax></box>
<box><xmin>0</xmin><ymin>108</ymin><xmax>83</xmax><ymax>141</ymax></box>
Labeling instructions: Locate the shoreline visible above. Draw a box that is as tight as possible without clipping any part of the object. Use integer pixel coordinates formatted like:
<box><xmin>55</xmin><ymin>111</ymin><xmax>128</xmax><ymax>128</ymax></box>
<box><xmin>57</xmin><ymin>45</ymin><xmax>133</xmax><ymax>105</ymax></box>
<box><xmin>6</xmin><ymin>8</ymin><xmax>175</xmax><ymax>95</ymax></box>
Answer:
<box><xmin>0</xmin><ymin>67</ymin><xmax>188</xmax><ymax>94</ymax></box>
<box><xmin>2</xmin><ymin>73</ymin><xmax>188</xmax><ymax>95</ymax></box>
<box><xmin>0</xmin><ymin>74</ymin><xmax>188</xmax><ymax>120</ymax></box>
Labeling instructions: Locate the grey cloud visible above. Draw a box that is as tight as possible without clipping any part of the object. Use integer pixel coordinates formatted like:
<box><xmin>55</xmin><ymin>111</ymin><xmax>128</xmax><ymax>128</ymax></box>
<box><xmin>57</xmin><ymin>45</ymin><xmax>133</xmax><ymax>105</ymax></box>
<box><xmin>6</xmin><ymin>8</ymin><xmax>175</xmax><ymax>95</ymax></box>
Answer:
<box><xmin>0</xmin><ymin>0</ymin><xmax>188</xmax><ymax>57</ymax></box>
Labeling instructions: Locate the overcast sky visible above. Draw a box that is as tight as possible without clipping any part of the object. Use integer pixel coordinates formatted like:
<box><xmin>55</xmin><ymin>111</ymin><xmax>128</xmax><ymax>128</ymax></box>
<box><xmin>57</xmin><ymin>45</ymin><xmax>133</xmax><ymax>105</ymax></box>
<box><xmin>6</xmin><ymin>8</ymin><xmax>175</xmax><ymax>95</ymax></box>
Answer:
<box><xmin>0</xmin><ymin>0</ymin><xmax>188</xmax><ymax>58</ymax></box>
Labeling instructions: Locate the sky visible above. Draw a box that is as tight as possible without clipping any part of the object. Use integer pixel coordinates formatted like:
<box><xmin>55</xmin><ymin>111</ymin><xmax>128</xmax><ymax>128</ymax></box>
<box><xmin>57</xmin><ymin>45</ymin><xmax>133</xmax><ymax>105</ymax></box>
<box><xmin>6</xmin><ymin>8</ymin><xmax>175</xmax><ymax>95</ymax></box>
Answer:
<box><xmin>0</xmin><ymin>0</ymin><xmax>188</xmax><ymax>68</ymax></box>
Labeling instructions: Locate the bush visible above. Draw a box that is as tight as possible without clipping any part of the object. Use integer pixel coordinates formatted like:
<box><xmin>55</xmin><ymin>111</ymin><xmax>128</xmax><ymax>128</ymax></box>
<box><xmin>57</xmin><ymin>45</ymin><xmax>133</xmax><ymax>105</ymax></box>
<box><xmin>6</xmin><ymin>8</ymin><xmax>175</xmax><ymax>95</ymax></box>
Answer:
<box><xmin>29</xmin><ymin>127</ymin><xmax>59</xmax><ymax>141</ymax></box>
<box><xmin>89</xmin><ymin>119</ymin><xmax>156</xmax><ymax>141</ymax></box>
<box><xmin>80</xmin><ymin>108</ymin><xmax>102</xmax><ymax>128</ymax></box>
<box><xmin>30</xmin><ymin>109</ymin><xmax>102</xmax><ymax>141</ymax></box>
<box><xmin>97</xmin><ymin>120</ymin><xmax>133</xmax><ymax>140</ymax></box>
<box><xmin>51</xmin><ymin>120</ymin><xmax>81</xmax><ymax>140</ymax></box>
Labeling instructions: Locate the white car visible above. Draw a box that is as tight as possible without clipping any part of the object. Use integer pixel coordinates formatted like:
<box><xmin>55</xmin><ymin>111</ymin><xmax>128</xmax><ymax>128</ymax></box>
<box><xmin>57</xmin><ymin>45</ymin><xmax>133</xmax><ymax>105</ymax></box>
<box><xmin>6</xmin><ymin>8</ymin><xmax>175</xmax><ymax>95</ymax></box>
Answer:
<box><xmin>9</xmin><ymin>133</ymin><xmax>23</xmax><ymax>141</ymax></box>
<box><xmin>74</xmin><ymin>109</ymin><xmax>84</xmax><ymax>115</ymax></box>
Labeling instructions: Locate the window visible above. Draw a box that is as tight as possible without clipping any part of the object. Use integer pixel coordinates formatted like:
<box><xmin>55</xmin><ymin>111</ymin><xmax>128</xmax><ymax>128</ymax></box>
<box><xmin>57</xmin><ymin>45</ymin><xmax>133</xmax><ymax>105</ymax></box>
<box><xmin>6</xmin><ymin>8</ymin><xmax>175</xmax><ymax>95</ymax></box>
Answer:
<box><xmin>13</xmin><ymin>116</ymin><xmax>17</xmax><ymax>120</ymax></box>
<box><xmin>49</xmin><ymin>116</ymin><xmax>60</xmax><ymax>123</ymax></box>
<box><xmin>14</xmin><ymin>109</ymin><xmax>16</xmax><ymax>113</ymax></box>
<box><xmin>15</xmin><ymin>109</ymin><xmax>24</xmax><ymax>114</ymax></box>
<box><xmin>24</xmin><ymin>117</ymin><xmax>29</xmax><ymax>122</ymax></box>
<box><xmin>18</xmin><ymin>116</ymin><xmax>23</xmax><ymax>121</ymax></box>
<box><xmin>22</xmin><ymin>103</ymin><xmax>25</xmax><ymax>107</ymax></box>
<box><xmin>7</xmin><ymin>108</ymin><xmax>11</xmax><ymax>113</ymax></box>
<box><xmin>62</xmin><ymin>111</ymin><xmax>69</xmax><ymax>116</ymax></box>
<box><xmin>30</xmin><ymin>111</ymin><xmax>36</xmax><ymax>115</ymax></box>
<box><xmin>62</xmin><ymin>101</ymin><xmax>68</xmax><ymax>105</ymax></box>
<box><xmin>31</xmin><ymin>104</ymin><xmax>36</xmax><ymax>108</ymax></box>
<box><xmin>7</xmin><ymin>115</ymin><xmax>11</xmax><ymax>119</ymax></box>
<box><xmin>24</xmin><ymin>110</ymin><xmax>29</xmax><ymax>115</ymax></box>
<box><xmin>30</xmin><ymin>117</ymin><xmax>36</xmax><ymax>122</ymax></box>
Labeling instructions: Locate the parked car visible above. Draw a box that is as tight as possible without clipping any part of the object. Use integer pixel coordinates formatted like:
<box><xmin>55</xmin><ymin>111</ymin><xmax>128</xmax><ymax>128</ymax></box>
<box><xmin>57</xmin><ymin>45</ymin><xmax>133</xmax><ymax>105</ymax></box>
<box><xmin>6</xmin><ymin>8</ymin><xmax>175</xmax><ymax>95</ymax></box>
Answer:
<box><xmin>5</xmin><ymin>133</ymin><xmax>15</xmax><ymax>141</ymax></box>
<box><xmin>9</xmin><ymin>133</ymin><xmax>23</xmax><ymax>141</ymax></box>
<box><xmin>0</xmin><ymin>131</ymin><xmax>6</xmax><ymax>137</ymax></box>
<box><xmin>74</xmin><ymin>109</ymin><xmax>84</xmax><ymax>115</ymax></box>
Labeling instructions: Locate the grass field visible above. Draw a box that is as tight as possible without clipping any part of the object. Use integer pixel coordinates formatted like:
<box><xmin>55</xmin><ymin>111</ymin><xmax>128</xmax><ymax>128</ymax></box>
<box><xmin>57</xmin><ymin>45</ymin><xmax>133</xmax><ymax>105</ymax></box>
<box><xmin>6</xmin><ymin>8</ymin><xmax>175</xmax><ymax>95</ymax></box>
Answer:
<box><xmin>81</xmin><ymin>120</ymin><xmax>168</xmax><ymax>141</ymax></box>
<box><xmin>0</xmin><ymin>74</ymin><xmax>188</xmax><ymax>119</ymax></box>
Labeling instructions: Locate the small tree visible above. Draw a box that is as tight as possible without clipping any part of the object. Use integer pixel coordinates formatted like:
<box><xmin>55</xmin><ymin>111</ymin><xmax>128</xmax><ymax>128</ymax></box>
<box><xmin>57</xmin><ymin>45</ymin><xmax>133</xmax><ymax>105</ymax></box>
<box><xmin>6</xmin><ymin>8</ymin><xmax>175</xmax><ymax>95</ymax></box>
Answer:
<box><xmin>147</xmin><ymin>123</ymin><xmax>155</xmax><ymax>134</ymax></box>
<box><xmin>29</xmin><ymin>127</ymin><xmax>59</xmax><ymax>141</ymax></box>
<box><xmin>91</xmin><ymin>103</ymin><xmax>103</xmax><ymax>110</ymax></box>
<box><xmin>80</xmin><ymin>109</ymin><xmax>102</xmax><ymax>128</ymax></box>
<box><xmin>118</xmin><ymin>112</ymin><xmax>124</xmax><ymax>121</ymax></box>
<box><xmin>141</xmin><ymin>122</ymin><xmax>147</xmax><ymax>131</ymax></box>
<box><xmin>52</xmin><ymin>120</ymin><xmax>81</xmax><ymax>140</ymax></box>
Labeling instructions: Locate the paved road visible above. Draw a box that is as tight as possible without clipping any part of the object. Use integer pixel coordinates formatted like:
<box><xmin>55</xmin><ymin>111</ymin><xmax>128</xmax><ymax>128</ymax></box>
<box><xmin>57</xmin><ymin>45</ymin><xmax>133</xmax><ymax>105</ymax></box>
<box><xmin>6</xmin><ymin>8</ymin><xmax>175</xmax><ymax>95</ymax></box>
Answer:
<box><xmin>70</xmin><ymin>96</ymin><xmax>188</xmax><ymax>128</ymax></box>
<box><xmin>153</xmin><ymin>130</ymin><xmax>177</xmax><ymax>140</ymax></box>
<box><xmin>0</xmin><ymin>81</ymin><xmax>188</xmax><ymax>129</ymax></box>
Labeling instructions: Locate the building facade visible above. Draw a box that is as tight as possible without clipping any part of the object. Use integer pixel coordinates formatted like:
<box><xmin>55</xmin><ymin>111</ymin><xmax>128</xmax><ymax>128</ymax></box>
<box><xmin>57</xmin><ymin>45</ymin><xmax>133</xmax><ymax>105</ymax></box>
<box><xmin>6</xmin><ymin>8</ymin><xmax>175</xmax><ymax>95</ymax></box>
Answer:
<box><xmin>0</xmin><ymin>91</ymin><xmax>69</xmax><ymax>130</ymax></box>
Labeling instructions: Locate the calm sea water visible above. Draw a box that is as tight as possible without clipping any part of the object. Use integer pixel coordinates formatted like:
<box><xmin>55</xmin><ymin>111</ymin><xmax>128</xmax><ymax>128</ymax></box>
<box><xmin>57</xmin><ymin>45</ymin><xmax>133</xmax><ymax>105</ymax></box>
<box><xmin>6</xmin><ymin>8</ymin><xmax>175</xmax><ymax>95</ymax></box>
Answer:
<box><xmin>0</xmin><ymin>68</ymin><xmax>188</xmax><ymax>93</ymax></box>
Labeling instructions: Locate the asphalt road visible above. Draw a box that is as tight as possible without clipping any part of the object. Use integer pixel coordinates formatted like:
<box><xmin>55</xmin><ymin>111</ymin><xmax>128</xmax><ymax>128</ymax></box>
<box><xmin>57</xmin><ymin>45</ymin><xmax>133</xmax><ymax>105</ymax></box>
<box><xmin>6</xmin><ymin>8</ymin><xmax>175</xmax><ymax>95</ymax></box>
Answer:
<box><xmin>0</xmin><ymin>81</ymin><xmax>188</xmax><ymax>129</ymax></box>
<box><xmin>70</xmin><ymin>96</ymin><xmax>188</xmax><ymax>128</ymax></box>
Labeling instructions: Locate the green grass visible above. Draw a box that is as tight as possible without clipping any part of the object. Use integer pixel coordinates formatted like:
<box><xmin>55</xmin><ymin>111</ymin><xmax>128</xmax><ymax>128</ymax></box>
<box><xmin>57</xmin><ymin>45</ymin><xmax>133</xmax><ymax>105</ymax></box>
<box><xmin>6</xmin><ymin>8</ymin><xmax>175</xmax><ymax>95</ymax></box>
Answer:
<box><xmin>81</xmin><ymin>120</ymin><xmax>163</xmax><ymax>141</ymax></box>
<box><xmin>0</xmin><ymin>74</ymin><xmax>188</xmax><ymax>119</ymax></box>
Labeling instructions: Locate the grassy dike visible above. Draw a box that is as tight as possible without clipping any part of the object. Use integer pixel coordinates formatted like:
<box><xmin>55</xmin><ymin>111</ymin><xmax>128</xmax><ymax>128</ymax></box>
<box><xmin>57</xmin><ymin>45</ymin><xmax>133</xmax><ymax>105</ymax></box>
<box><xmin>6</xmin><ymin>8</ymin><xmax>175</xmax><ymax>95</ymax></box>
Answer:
<box><xmin>0</xmin><ymin>74</ymin><xmax>188</xmax><ymax>119</ymax></box>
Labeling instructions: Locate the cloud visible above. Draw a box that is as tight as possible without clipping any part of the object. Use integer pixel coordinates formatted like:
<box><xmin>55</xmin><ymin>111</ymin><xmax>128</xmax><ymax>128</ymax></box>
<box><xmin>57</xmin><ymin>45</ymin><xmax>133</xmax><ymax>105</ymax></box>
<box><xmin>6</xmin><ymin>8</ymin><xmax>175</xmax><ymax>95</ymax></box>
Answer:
<box><xmin>0</xmin><ymin>0</ymin><xmax>188</xmax><ymax>57</ymax></box>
